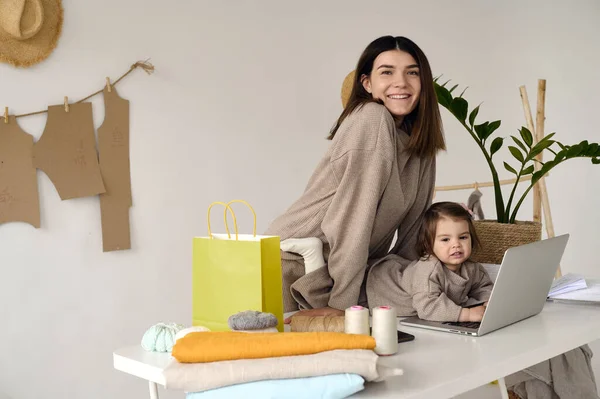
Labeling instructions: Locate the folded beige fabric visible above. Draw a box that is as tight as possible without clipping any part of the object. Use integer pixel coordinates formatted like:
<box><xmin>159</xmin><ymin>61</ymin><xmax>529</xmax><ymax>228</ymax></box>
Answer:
<box><xmin>238</xmin><ymin>327</ymin><xmax>278</xmax><ymax>333</ymax></box>
<box><xmin>163</xmin><ymin>349</ymin><xmax>402</xmax><ymax>392</ymax></box>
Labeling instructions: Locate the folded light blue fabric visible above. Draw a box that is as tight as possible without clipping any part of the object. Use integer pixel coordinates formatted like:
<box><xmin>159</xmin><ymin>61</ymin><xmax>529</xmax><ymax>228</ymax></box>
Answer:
<box><xmin>185</xmin><ymin>373</ymin><xmax>365</xmax><ymax>399</ymax></box>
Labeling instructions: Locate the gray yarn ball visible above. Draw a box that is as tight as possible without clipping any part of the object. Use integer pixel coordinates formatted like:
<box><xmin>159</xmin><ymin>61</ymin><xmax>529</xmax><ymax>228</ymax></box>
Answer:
<box><xmin>228</xmin><ymin>310</ymin><xmax>278</xmax><ymax>330</ymax></box>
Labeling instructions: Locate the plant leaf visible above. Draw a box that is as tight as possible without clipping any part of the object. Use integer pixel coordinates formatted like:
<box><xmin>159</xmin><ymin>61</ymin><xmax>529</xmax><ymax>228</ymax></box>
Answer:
<box><xmin>434</xmin><ymin>83</ymin><xmax>453</xmax><ymax>108</ymax></box>
<box><xmin>485</xmin><ymin>120</ymin><xmax>501</xmax><ymax>139</ymax></box>
<box><xmin>459</xmin><ymin>86</ymin><xmax>469</xmax><ymax>97</ymax></box>
<box><xmin>555</xmin><ymin>150</ymin><xmax>567</xmax><ymax>163</ymax></box>
<box><xmin>504</xmin><ymin>162</ymin><xmax>518</xmax><ymax>175</ymax></box>
<box><xmin>509</xmin><ymin>146</ymin><xmax>525</xmax><ymax>163</ymax></box>
<box><xmin>566</xmin><ymin>144</ymin><xmax>583</xmax><ymax>158</ymax></box>
<box><xmin>520</xmin><ymin>127</ymin><xmax>534</xmax><ymax>147</ymax></box>
<box><xmin>450</xmin><ymin>97</ymin><xmax>469</xmax><ymax>122</ymax></box>
<box><xmin>593</xmin><ymin>157</ymin><xmax>600</xmax><ymax>164</ymax></box>
<box><xmin>511</xmin><ymin>136</ymin><xmax>528</xmax><ymax>152</ymax></box>
<box><xmin>587</xmin><ymin>143</ymin><xmax>598</xmax><ymax>156</ymax></box>
<box><xmin>557</xmin><ymin>142</ymin><xmax>567</xmax><ymax>151</ymax></box>
<box><xmin>490</xmin><ymin>137</ymin><xmax>504</xmax><ymax>157</ymax></box>
<box><xmin>468</xmin><ymin>104</ymin><xmax>480</xmax><ymax>127</ymax></box>
<box><xmin>449</xmin><ymin>84</ymin><xmax>459</xmax><ymax>94</ymax></box>
<box><xmin>522</xmin><ymin>165</ymin><xmax>535</xmax><ymax>175</ymax></box>
<box><xmin>474</xmin><ymin>122</ymin><xmax>489</xmax><ymax>141</ymax></box>
<box><xmin>527</xmin><ymin>140</ymin><xmax>555</xmax><ymax>161</ymax></box>
<box><xmin>538</xmin><ymin>132</ymin><xmax>556</xmax><ymax>145</ymax></box>
<box><xmin>532</xmin><ymin>161</ymin><xmax>555</xmax><ymax>185</ymax></box>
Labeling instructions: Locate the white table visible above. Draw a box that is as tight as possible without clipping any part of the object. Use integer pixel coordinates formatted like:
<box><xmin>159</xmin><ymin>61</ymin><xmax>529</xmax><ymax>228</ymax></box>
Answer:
<box><xmin>113</xmin><ymin>302</ymin><xmax>600</xmax><ymax>399</ymax></box>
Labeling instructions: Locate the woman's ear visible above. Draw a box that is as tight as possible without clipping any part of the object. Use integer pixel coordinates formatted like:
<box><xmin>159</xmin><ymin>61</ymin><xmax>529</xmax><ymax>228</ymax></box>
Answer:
<box><xmin>361</xmin><ymin>74</ymin><xmax>372</xmax><ymax>94</ymax></box>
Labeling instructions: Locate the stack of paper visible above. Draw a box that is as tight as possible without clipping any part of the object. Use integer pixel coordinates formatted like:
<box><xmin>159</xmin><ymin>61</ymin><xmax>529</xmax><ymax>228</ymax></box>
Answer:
<box><xmin>549</xmin><ymin>273</ymin><xmax>588</xmax><ymax>297</ymax></box>
<box><xmin>548</xmin><ymin>282</ymin><xmax>600</xmax><ymax>304</ymax></box>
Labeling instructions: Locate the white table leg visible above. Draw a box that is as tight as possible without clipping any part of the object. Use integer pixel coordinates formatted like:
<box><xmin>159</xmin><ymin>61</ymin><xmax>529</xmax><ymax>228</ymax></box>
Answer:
<box><xmin>149</xmin><ymin>381</ymin><xmax>159</xmax><ymax>399</ymax></box>
<box><xmin>497</xmin><ymin>377</ymin><xmax>509</xmax><ymax>399</ymax></box>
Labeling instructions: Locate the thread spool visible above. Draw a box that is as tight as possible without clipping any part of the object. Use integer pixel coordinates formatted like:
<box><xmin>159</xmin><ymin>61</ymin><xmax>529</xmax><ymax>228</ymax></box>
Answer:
<box><xmin>290</xmin><ymin>315</ymin><xmax>345</xmax><ymax>332</ymax></box>
<box><xmin>371</xmin><ymin>306</ymin><xmax>398</xmax><ymax>356</ymax></box>
<box><xmin>344</xmin><ymin>305</ymin><xmax>370</xmax><ymax>335</ymax></box>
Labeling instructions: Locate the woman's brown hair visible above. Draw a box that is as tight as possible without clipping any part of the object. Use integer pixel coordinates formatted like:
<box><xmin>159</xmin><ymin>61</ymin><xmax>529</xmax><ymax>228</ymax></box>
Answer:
<box><xmin>328</xmin><ymin>35</ymin><xmax>445</xmax><ymax>159</ymax></box>
<box><xmin>416</xmin><ymin>201</ymin><xmax>481</xmax><ymax>259</ymax></box>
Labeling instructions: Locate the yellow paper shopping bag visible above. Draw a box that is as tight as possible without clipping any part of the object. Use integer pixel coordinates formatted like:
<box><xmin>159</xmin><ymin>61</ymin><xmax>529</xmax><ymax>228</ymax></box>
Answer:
<box><xmin>192</xmin><ymin>200</ymin><xmax>284</xmax><ymax>332</ymax></box>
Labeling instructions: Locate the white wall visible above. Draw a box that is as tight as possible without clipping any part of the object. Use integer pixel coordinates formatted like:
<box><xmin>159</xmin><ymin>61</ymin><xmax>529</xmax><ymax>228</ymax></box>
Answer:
<box><xmin>0</xmin><ymin>1</ymin><xmax>599</xmax><ymax>398</ymax></box>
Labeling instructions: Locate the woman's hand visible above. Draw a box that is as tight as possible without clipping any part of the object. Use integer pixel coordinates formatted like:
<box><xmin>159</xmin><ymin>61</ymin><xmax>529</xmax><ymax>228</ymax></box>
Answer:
<box><xmin>284</xmin><ymin>307</ymin><xmax>345</xmax><ymax>324</ymax></box>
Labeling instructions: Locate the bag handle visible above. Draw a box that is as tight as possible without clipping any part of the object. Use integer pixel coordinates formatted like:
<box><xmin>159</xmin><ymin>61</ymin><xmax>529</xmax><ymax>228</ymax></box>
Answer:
<box><xmin>207</xmin><ymin>201</ymin><xmax>238</xmax><ymax>239</ymax></box>
<box><xmin>225</xmin><ymin>200</ymin><xmax>257</xmax><ymax>239</ymax></box>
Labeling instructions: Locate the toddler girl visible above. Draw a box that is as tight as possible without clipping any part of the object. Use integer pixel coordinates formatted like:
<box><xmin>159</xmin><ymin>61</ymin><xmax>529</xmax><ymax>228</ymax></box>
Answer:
<box><xmin>366</xmin><ymin>201</ymin><xmax>493</xmax><ymax>322</ymax></box>
<box><xmin>283</xmin><ymin>201</ymin><xmax>493</xmax><ymax>323</ymax></box>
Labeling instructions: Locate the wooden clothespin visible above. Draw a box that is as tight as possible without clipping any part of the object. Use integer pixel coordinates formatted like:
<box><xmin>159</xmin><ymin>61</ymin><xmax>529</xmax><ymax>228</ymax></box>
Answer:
<box><xmin>106</xmin><ymin>77</ymin><xmax>112</xmax><ymax>93</ymax></box>
<box><xmin>64</xmin><ymin>96</ymin><xmax>69</xmax><ymax>112</ymax></box>
<box><xmin>474</xmin><ymin>181</ymin><xmax>479</xmax><ymax>190</ymax></box>
<box><xmin>4</xmin><ymin>107</ymin><xmax>8</xmax><ymax>124</ymax></box>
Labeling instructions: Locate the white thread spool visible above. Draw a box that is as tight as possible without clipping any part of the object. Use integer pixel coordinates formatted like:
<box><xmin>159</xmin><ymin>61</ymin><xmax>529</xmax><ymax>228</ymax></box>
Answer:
<box><xmin>371</xmin><ymin>306</ymin><xmax>398</xmax><ymax>356</ymax></box>
<box><xmin>344</xmin><ymin>305</ymin><xmax>370</xmax><ymax>335</ymax></box>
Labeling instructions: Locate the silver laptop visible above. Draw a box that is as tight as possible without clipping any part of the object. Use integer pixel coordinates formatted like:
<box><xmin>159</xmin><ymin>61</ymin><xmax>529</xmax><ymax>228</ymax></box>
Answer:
<box><xmin>400</xmin><ymin>234</ymin><xmax>570</xmax><ymax>337</ymax></box>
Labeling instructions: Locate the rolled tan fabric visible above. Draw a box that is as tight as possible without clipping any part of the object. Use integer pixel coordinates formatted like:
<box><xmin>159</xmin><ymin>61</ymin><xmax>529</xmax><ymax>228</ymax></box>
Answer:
<box><xmin>290</xmin><ymin>315</ymin><xmax>345</xmax><ymax>332</ymax></box>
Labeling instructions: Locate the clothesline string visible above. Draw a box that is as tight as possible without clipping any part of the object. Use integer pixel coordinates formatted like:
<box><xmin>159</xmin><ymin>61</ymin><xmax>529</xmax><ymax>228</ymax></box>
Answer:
<box><xmin>10</xmin><ymin>59</ymin><xmax>155</xmax><ymax>119</ymax></box>
<box><xmin>434</xmin><ymin>175</ymin><xmax>533</xmax><ymax>193</ymax></box>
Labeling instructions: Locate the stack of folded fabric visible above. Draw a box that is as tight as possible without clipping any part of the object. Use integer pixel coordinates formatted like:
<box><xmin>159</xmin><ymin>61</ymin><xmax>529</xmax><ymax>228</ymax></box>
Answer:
<box><xmin>163</xmin><ymin>330</ymin><xmax>403</xmax><ymax>399</ymax></box>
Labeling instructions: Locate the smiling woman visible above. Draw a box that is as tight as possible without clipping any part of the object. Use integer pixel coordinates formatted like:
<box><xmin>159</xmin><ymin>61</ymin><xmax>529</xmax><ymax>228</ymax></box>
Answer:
<box><xmin>329</xmin><ymin>36</ymin><xmax>444</xmax><ymax>158</ymax></box>
<box><xmin>360</xmin><ymin>51</ymin><xmax>421</xmax><ymax>126</ymax></box>
<box><xmin>265</xmin><ymin>35</ymin><xmax>446</xmax><ymax>318</ymax></box>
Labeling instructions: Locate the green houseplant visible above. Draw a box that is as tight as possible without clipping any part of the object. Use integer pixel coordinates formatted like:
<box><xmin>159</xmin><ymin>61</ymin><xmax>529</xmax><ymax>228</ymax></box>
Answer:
<box><xmin>433</xmin><ymin>78</ymin><xmax>600</xmax><ymax>263</ymax></box>
<box><xmin>434</xmin><ymin>79</ymin><xmax>600</xmax><ymax>223</ymax></box>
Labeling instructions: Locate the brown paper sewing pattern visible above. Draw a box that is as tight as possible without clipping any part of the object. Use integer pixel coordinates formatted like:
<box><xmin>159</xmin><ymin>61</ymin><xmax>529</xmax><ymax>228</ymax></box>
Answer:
<box><xmin>0</xmin><ymin>115</ymin><xmax>41</xmax><ymax>227</ymax></box>
<box><xmin>32</xmin><ymin>102</ymin><xmax>106</xmax><ymax>200</ymax></box>
<box><xmin>98</xmin><ymin>86</ymin><xmax>132</xmax><ymax>252</ymax></box>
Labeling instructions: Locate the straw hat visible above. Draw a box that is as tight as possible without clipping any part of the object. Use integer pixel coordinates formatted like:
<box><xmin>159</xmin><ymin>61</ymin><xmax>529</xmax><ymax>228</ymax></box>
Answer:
<box><xmin>0</xmin><ymin>0</ymin><xmax>63</xmax><ymax>68</ymax></box>
<box><xmin>341</xmin><ymin>70</ymin><xmax>355</xmax><ymax>108</ymax></box>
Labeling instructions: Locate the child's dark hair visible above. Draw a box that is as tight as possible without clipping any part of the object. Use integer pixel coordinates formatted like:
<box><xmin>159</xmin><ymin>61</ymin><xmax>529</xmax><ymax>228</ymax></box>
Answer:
<box><xmin>416</xmin><ymin>201</ymin><xmax>481</xmax><ymax>259</ymax></box>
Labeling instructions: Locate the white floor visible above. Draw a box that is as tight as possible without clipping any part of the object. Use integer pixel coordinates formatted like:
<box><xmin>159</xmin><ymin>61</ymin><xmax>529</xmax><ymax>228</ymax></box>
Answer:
<box><xmin>454</xmin><ymin>383</ymin><xmax>507</xmax><ymax>399</ymax></box>
<box><xmin>453</xmin><ymin>339</ymin><xmax>600</xmax><ymax>399</ymax></box>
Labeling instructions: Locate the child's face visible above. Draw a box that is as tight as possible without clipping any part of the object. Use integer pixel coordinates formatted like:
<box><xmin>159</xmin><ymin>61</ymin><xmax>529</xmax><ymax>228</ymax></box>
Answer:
<box><xmin>432</xmin><ymin>217</ymin><xmax>472</xmax><ymax>269</ymax></box>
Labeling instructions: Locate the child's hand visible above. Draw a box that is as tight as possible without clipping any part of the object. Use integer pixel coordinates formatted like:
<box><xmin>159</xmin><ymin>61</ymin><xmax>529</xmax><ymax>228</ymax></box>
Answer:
<box><xmin>458</xmin><ymin>305</ymin><xmax>486</xmax><ymax>322</ymax></box>
<box><xmin>468</xmin><ymin>305</ymin><xmax>486</xmax><ymax>322</ymax></box>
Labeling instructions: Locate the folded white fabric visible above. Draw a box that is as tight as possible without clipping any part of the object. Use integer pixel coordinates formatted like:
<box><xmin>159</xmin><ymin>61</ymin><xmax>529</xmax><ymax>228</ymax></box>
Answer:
<box><xmin>185</xmin><ymin>373</ymin><xmax>365</xmax><ymax>399</ymax></box>
<box><xmin>163</xmin><ymin>349</ymin><xmax>402</xmax><ymax>393</ymax></box>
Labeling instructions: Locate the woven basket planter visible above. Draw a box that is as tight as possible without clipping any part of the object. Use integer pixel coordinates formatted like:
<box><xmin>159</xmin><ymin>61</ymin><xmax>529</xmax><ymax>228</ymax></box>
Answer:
<box><xmin>471</xmin><ymin>220</ymin><xmax>542</xmax><ymax>264</ymax></box>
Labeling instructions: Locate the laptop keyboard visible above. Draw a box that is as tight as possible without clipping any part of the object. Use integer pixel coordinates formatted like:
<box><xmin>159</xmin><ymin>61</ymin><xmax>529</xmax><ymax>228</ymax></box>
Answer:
<box><xmin>443</xmin><ymin>321</ymin><xmax>481</xmax><ymax>329</ymax></box>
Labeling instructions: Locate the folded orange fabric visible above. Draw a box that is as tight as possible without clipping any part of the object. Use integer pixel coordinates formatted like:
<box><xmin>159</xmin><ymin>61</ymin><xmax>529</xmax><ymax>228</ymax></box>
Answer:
<box><xmin>172</xmin><ymin>331</ymin><xmax>376</xmax><ymax>363</ymax></box>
